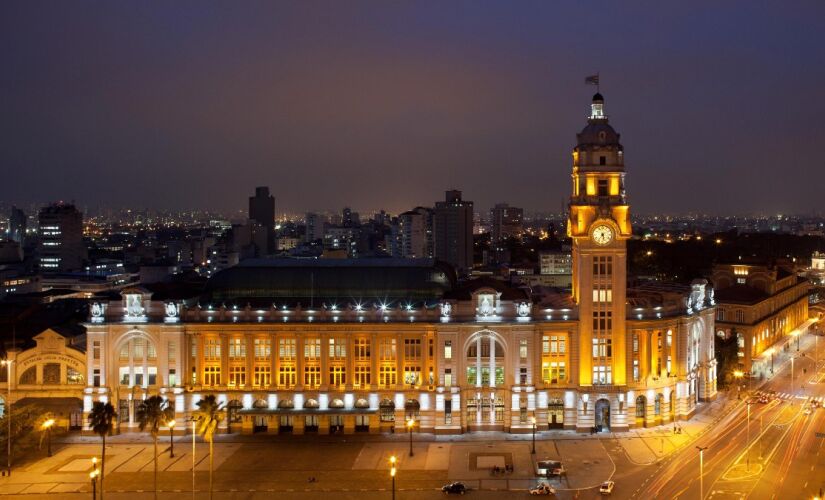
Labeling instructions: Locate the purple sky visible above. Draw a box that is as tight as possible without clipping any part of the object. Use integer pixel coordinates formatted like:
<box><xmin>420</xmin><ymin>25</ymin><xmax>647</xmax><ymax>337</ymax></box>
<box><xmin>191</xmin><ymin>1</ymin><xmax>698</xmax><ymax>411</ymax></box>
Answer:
<box><xmin>2</xmin><ymin>2</ymin><xmax>825</xmax><ymax>216</ymax></box>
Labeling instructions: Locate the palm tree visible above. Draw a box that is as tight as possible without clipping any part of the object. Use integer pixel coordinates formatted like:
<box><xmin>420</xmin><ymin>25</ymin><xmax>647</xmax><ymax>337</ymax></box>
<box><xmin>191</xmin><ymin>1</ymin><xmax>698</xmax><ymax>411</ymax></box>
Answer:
<box><xmin>88</xmin><ymin>401</ymin><xmax>116</xmax><ymax>500</ymax></box>
<box><xmin>136</xmin><ymin>396</ymin><xmax>174</xmax><ymax>500</ymax></box>
<box><xmin>194</xmin><ymin>395</ymin><xmax>224</xmax><ymax>500</ymax></box>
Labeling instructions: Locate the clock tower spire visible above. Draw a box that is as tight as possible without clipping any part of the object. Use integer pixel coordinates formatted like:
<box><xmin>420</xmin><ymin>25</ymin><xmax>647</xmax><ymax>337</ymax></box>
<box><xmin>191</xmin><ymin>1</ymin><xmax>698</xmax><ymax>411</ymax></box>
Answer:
<box><xmin>568</xmin><ymin>92</ymin><xmax>631</xmax><ymax>387</ymax></box>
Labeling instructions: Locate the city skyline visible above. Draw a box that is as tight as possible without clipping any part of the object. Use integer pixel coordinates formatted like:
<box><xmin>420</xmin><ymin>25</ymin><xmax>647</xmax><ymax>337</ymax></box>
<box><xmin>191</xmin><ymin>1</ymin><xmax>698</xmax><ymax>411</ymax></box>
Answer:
<box><xmin>3</xmin><ymin>2</ymin><xmax>825</xmax><ymax>215</ymax></box>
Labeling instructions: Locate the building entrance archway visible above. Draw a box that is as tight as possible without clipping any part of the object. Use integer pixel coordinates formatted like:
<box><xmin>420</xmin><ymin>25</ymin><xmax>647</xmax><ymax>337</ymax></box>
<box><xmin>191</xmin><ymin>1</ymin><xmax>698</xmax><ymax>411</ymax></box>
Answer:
<box><xmin>595</xmin><ymin>398</ymin><xmax>610</xmax><ymax>431</ymax></box>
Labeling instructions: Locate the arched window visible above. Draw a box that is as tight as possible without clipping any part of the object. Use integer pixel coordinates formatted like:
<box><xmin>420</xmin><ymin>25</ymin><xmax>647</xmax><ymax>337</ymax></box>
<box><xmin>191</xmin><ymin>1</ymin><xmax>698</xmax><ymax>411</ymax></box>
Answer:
<box><xmin>655</xmin><ymin>394</ymin><xmax>664</xmax><ymax>416</ymax></box>
<box><xmin>19</xmin><ymin>366</ymin><xmax>36</xmax><ymax>385</ymax></box>
<box><xmin>635</xmin><ymin>396</ymin><xmax>646</xmax><ymax>418</ymax></box>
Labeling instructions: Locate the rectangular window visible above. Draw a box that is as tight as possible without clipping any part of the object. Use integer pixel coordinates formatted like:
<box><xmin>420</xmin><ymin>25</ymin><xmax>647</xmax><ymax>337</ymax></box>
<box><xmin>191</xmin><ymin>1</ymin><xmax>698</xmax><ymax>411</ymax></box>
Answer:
<box><xmin>632</xmin><ymin>333</ymin><xmax>639</xmax><ymax>353</ymax></box>
<box><xmin>592</xmin><ymin>365</ymin><xmax>612</xmax><ymax>385</ymax></box>
<box><xmin>254</xmin><ymin>366</ymin><xmax>271</xmax><ymax>387</ymax></box>
<box><xmin>329</xmin><ymin>338</ymin><xmax>346</xmax><ymax>359</ymax></box>
<box><xmin>592</xmin><ymin>338</ymin><xmax>612</xmax><ymax>358</ymax></box>
<box><xmin>444</xmin><ymin>368</ymin><xmax>452</xmax><ymax>387</ymax></box>
<box><xmin>304</xmin><ymin>365</ymin><xmax>321</xmax><ymax>388</ymax></box>
<box><xmin>403</xmin><ymin>366</ymin><xmax>421</xmax><ymax>386</ymax></box>
<box><xmin>93</xmin><ymin>341</ymin><xmax>101</xmax><ymax>360</ymax></box>
<box><xmin>190</xmin><ymin>339</ymin><xmax>197</xmax><ymax>359</ymax></box>
<box><xmin>444</xmin><ymin>340</ymin><xmax>452</xmax><ymax>360</ymax></box>
<box><xmin>379</xmin><ymin>365</ymin><xmax>397</xmax><ymax>387</ymax></box>
<box><xmin>279</xmin><ymin>338</ymin><xmax>296</xmax><ymax>359</ymax></box>
<box><xmin>228</xmin><ymin>366</ymin><xmax>245</xmax><ymax>386</ymax></box>
<box><xmin>278</xmin><ymin>365</ymin><xmax>296</xmax><ymax>387</ymax></box>
<box><xmin>254</xmin><ymin>338</ymin><xmax>271</xmax><ymax>359</ymax></box>
<box><xmin>203</xmin><ymin>366</ymin><xmax>220</xmax><ymax>386</ymax></box>
<box><xmin>93</xmin><ymin>369</ymin><xmax>101</xmax><ymax>387</ymax></box>
<box><xmin>354</xmin><ymin>365</ymin><xmax>370</xmax><ymax>387</ymax></box>
<box><xmin>229</xmin><ymin>338</ymin><xmax>245</xmax><ymax>359</ymax></box>
<box><xmin>633</xmin><ymin>359</ymin><xmax>639</xmax><ymax>381</ymax></box>
<box><xmin>519</xmin><ymin>367</ymin><xmax>528</xmax><ymax>385</ymax></box>
<box><xmin>519</xmin><ymin>339</ymin><xmax>528</xmax><ymax>360</ymax></box>
<box><xmin>168</xmin><ymin>369</ymin><xmax>177</xmax><ymax>387</ymax></box>
<box><xmin>593</xmin><ymin>311</ymin><xmax>612</xmax><ymax>332</ymax></box>
<box><xmin>354</xmin><ymin>338</ymin><xmax>370</xmax><ymax>360</ymax></box>
<box><xmin>404</xmin><ymin>339</ymin><xmax>422</xmax><ymax>361</ymax></box>
<box><xmin>380</xmin><ymin>338</ymin><xmax>396</xmax><ymax>359</ymax></box>
<box><xmin>542</xmin><ymin>335</ymin><xmax>550</xmax><ymax>354</ymax></box>
<box><xmin>304</xmin><ymin>338</ymin><xmax>321</xmax><ymax>360</ymax></box>
<box><xmin>167</xmin><ymin>341</ymin><xmax>176</xmax><ymax>362</ymax></box>
<box><xmin>592</xmin><ymin>288</ymin><xmax>612</xmax><ymax>303</ymax></box>
<box><xmin>329</xmin><ymin>365</ymin><xmax>346</xmax><ymax>387</ymax></box>
<box><xmin>204</xmin><ymin>339</ymin><xmax>221</xmax><ymax>360</ymax></box>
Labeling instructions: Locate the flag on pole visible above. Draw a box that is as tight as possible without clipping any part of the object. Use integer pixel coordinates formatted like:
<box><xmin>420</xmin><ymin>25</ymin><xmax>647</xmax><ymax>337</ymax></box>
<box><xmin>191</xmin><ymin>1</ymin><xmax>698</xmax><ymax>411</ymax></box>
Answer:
<box><xmin>585</xmin><ymin>74</ymin><xmax>599</xmax><ymax>86</ymax></box>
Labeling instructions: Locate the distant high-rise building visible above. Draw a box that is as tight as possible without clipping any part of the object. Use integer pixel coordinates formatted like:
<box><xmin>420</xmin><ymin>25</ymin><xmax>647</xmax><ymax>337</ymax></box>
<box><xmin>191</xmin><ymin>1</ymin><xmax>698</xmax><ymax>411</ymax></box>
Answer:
<box><xmin>8</xmin><ymin>206</ymin><xmax>26</xmax><ymax>243</ymax></box>
<box><xmin>434</xmin><ymin>190</ymin><xmax>473</xmax><ymax>272</ymax></box>
<box><xmin>305</xmin><ymin>213</ymin><xmax>326</xmax><ymax>243</ymax></box>
<box><xmin>248</xmin><ymin>186</ymin><xmax>275</xmax><ymax>253</ymax></box>
<box><xmin>490</xmin><ymin>203</ymin><xmax>523</xmax><ymax>242</ymax></box>
<box><xmin>399</xmin><ymin>207</ymin><xmax>433</xmax><ymax>259</ymax></box>
<box><xmin>342</xmin><ymin>207</ymin><xmax>360</xmax><ymax>227</ymax></box>
<box><xmin>38</xmin><ymin>203</ymin><xmax>85</xmax><ymax>272</ymax></box>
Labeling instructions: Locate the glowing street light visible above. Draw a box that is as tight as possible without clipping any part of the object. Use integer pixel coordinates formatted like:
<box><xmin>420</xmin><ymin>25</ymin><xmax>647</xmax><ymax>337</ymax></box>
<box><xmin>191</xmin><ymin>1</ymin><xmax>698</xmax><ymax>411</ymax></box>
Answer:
<box><xmin>389</xmin><ymin>455</ymin><xmax>397</xmax><ymax>500</ymax></box>
<box><xmin>406</xmin><ymin>418</ymin><xmax>415</xmax><ymax>457</ymax></box>
<box><xmin>41</xmin><ymin>419</ymin><xmax>55</xmax><ymax>457</ymax></box>
<box><xmin>733</xmin><ymin>370</ymin><xmax>744</xmax><ymax>399</ymax></box>
<box><xmin>90</xmin><ymin>468</ymin><xmax>100</xmax><ymax>500</ymax></box>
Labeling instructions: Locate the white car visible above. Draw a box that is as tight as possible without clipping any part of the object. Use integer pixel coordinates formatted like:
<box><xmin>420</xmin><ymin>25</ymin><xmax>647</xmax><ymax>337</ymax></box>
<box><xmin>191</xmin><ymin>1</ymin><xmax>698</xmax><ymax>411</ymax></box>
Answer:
<box><xmin>599</xmin><ymin>481</ymin><xmax>615</xmax><ymax>495</ymax></box>
<box><xmin>529</xmin><ymin>483</ymin><xmax>556</xmax><ymax>495</ymax></box>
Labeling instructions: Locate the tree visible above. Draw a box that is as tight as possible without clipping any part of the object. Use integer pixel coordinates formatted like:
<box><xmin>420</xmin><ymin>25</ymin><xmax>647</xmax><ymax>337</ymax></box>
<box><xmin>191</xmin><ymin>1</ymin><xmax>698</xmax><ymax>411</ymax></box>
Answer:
<box><xmin>194</xmin><ymin>395</ymin><xmax>224</xmax><ymax>500</ymax></box>
<box><xmin>136</xmin><ymin>396</ymin><xmax>174</xmax><ymax>500</ymax></box>
<box><xmin>88</xmin><ymin>401</ymin><xmax>117</xmax><ymax>500</ymax></box>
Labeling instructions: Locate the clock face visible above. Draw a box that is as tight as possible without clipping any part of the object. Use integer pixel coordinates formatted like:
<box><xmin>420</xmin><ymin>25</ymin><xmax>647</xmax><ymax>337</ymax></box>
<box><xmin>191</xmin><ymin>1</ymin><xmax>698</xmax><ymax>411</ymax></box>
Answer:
<box><xmin>592</xmin><ymin>225</ymin><xmax>614</xmax><ymax>245</ymax></box>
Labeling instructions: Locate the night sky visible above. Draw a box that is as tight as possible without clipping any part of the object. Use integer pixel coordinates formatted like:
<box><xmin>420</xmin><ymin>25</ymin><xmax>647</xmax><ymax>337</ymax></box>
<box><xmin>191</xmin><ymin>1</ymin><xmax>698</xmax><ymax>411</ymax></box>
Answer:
<box><xmin>2</xmin><ymin>2</ymin><xmax>825</xmax><ymax>216</ymax></box>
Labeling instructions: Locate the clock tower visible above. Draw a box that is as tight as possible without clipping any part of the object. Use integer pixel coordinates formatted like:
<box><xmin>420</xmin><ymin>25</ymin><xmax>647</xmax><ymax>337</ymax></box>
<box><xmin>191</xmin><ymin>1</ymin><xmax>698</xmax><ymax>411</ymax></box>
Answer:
<box><xmin>568</xmin><ymin>93</ymin><xmax>631</xmax><ymax>387</ymax></box>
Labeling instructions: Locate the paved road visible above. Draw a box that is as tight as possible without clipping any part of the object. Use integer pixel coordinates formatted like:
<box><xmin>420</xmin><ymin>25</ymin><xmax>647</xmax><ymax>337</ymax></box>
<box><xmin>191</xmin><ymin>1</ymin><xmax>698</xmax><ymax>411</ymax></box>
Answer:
<box><xmin>634</xmin><ymin>331</ymin><xmax>825</xmax><ymax>500</ymax></box>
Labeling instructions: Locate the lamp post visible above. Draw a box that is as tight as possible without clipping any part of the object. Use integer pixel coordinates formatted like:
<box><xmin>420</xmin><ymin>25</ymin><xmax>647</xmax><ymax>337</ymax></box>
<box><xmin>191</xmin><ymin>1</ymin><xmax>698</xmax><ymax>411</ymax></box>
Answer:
<box><xmin>733</xmin><ymin>370</ymin><xmax>744</xmax><ymax>399</ymax></box>
<box><xmin>389</xmin><ymin>455</ymin><xmax>397</xmax><ymax>500</ymax></box>
<box><xmin>696</xmin><ymin>446</ymin><xmax>708</xmax><ymax>500</ymax></box>
<box><xmin>795</xmin><ymin>330</ymin><xmax>800</xmax><ymax>352</ymax></box>
<box><xmin>791</xmin><ymin>355</ymin><xmax>795</xmax><ymax>402</ymax></box>
<box><xmin>407</xmin><ymin>418</ymin><xmax>415</xmax><ymax>457</ymax></box>
<box><xmin>530</xmin><ymin>416</ymin><xmax>536</xmax><ymax>454</ymax></box>
<box><xmin>90</xmin><ymin>469</ymin><xmax>99</xmax><ymax>500</ymax></box>
<box><xmin>191</xmin><ymin>418</ymin><xmax>196</xmax><ymax>500</ymax></box>
<box><xmin>168</xmin><ymin>420</ymin><xmax>176</xmax><ymax>458</ymax></box>
<box><xmin>1</xmin><ymin>359</ymin><xmax>12</xmax><ymax>476</ymax></box>
<box><xmin>42</xmin><ymin>418</ymin><xmax>55</xmax><ymax>457</ymax></box>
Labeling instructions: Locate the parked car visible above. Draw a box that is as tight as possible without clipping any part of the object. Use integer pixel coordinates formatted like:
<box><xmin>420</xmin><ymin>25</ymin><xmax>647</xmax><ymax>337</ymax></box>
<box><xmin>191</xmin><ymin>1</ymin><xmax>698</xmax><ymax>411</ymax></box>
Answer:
<box><xmin>442</xmin><ymin>482</ymin><xmax>467</xmax><ymax>495</ymax></box>
<box><xmin>599</xmin><ymin>481</ymin><xmax>615</xmax><ymax>495</ymax></box>
<box><xmin>529</xmin><ymin>483</ymin><xmax>556</xmax><ymax>495</ymax></box>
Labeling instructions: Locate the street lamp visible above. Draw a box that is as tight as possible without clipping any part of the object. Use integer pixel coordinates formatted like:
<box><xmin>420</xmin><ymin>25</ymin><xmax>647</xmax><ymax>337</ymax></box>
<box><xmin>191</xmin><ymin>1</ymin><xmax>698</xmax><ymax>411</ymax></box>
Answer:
<box><xmin>406</xmin><ymin>418</ymin><xmax>415</xmax><ymax>457</ymax></box>
<box><xmin>1</xmin><ymin>359</ymin><xmax>13</xmax><ymax>476</ymax></box>
<box><xmin>733</xmin><ymin>370</ymin><xmax>744</xmax><ymax>399</ymax></box>
<box><xmin>389</xmin><ymin>455</ymin><xmax>397</xmax><ymax>500</ymax></box>
<box><xmin>168</xmin><ymin>420</ymin><xmax>176</xmax><ymax>458</ymax></box>
<box><xmin>41</xmin><ymin>418</ymin><xmax>55</xmax><ymax>457</ymax></box>
<box><xmin>90</xmin><ymin>468</ymin><xmax>99</xmax><ymax>500</ymax></box>
<box><xmin>696</xmin><ymin>446</ymin><xmax>708</xmax><ymax>500</ymax></box>
<box><xmin>530</xmin><ymin>416</ymin><xmax>536</xmax><ymax>454</ymax></box>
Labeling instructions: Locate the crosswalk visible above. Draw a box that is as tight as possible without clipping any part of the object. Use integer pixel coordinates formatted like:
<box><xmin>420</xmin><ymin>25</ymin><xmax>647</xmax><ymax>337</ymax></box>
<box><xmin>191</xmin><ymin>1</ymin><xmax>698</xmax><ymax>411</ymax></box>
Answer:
<box><xmin>760</xmin><ymin>392</ymin><xmax>824</xmax><ymax>403</ymax></box>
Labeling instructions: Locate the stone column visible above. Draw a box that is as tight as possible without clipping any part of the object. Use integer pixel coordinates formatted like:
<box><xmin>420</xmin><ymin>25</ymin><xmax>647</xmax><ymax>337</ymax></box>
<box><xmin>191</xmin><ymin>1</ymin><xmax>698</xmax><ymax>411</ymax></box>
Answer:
<box><xmin>320</xmin><ymin>333</ymin><xmax>329</xmax><ymax>390</ymax></box>
<box><xmin>246</xmin><ymin>334</ymin><xmax>254</xmax><ymax>388</ymax></box>
<box><xmin>489</xmin><ymin>335</ymin><xmax>496</xmax><ymax>388</ymax></box>
<box><xmin>475</xmin><ymin>337</ymin><xmax>482</xmax><ymax>387</ymax></box>
<box><xmin>220</xmin><ymin>336</ymin><xmax>229</xmax><ymax>388</ymax></box>
<box><xmin>295</xmin><ymin>335</ymin><xmax>304</xmax><ymax>390</ymax></box>
<box><xmin>271</xmin><ymin>334</ymin><xmax>278</xmax><ymax>389</ymax></box>
<box><xmin>346</xmin><ymin>335</ymin><xmax>355</xmax><ymax>390</ymax></box>
<box><xmin>396</xmin><ymin>333</ymin><xmax>404</xmax><ymax>390</ymax></box>
<box><xmin>370</xmin><ymin>333</ymin><xmax>379</xmax><ymax>389</ymax></box>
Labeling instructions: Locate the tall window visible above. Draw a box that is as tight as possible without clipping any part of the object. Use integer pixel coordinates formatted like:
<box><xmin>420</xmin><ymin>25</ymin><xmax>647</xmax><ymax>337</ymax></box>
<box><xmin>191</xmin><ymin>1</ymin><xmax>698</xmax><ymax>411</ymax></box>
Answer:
<box><xmin>278</xmin><ymin>365</ymin><xmax>295</xmax><ymax>387</ymax></box>
<box><xmin>167</xmin><ymin>341</ymin><xmax>176</xmax><ymax>362</ymax></box>
<box><xmin>304</xmin><ymin>365</ymin><xmax>321</xmax><ymax>388</ymax></box>
<box><xmin>228</xmin><ymin>366</ymin><xmax>245</xmax><ymax>386</ymax></box>
<box><xmin>519</xmin><ymin>339</ymin><xmax>528</xmax><ymax>360</ymax></box>
<box><xmin>592</xmin><ymin>365</ymin><xmax>611</xmax><ymax>385</ymax></box>
<box><xmin>329</xmin><ymin>365</ymin><xmax>346</xmax><ymax>387</ymax></box>
<box><xmin>279</xmin><ymin>338</ymin><xmax>296</xmax><ymax>359</ymax></box>
<box><xmin>444</xmin><ymin>340</ymin><xmax>452</xmax><ymax>360</ymax></box>
<box><xmin>304</xmin><ymin>338</ymin><xmax>321</xmax><ymax>359</ymax></box>
<box><xmin>633</xmin><ymin>359</ymin><xmax>639</xmax><ymax>381</ymax></box>
<box><xmin>354</xmin><ymin>338</ymin><xmax>370</xmax><ymax>360</ymax></box>
<box><xmin>329</xmin><ymin>338</ymin><xmax>347</xmax><ymax>359</ymax></box>
<box><xmin>354</xmin><ymin>365</ymin><xmax>370</xmax><ymax>387</ymax></box>
<box><xmin>379</xmin><ymin>365</ymin><xmax>396</xmax><ymax>387</ymax></box>
<box><xmin>204</xmin><ymin>339</ymin><xmax>221</xmax><ymax>360</ymax></box>
<box><xmin>254</xmin><ymin>366</ymin><xmax>271</xmax><ymax>387</ymax></box>
<box><xmin>229</xmin><ymin>338</ymin><xmax>245</xmax><ymax>358</ymax></box>
<box><xmin>203</xmin><ymin>366</ymin><xmax>220</xmax><ymax>386</ymax></box>
<box><xmin>93</xmin><ymin>340</ymin><xmax>101</xmax><ymax>360</ymax></box>
<box><xmin>254</xmin><ymin>338</ymin><xmax>271</xmax><ymax>359</ymax></box>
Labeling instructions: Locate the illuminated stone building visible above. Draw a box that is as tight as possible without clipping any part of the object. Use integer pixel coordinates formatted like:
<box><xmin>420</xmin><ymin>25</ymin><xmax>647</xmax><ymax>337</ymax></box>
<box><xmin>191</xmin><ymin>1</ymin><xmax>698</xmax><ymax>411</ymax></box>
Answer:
<box><xmin>83</xmin><ymin>94</ymin><xmax>717</xmax><ymax>435</ymax></box>
<box><xmin>712</xmin><ymin>262</ymin><xmax>810</xmax><ymax>376</ymax></box>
